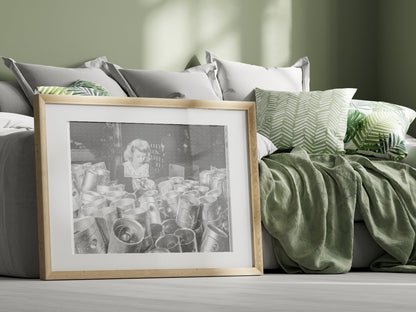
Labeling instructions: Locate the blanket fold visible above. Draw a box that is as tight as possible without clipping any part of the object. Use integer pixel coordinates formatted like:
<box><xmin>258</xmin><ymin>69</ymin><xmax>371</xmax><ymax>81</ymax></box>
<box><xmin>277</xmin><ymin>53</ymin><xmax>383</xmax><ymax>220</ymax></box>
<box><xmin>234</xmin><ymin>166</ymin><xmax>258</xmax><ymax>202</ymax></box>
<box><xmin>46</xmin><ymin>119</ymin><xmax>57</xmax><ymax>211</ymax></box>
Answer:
<box><xmin>260</xmin><ymin>147</ymin><xmax>416</xmax><ymax>273</ymax></box>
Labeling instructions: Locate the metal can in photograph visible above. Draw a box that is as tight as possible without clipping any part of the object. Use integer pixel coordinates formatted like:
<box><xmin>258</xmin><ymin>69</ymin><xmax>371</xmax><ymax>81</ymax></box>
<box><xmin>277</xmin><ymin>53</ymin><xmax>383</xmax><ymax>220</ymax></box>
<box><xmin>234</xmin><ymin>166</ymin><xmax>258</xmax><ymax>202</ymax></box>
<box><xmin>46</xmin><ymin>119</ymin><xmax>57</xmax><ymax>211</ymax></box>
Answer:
<box><xmin>176</xmin><ymin>194</ymin><xmax>200</xmax><ymax>229</ymax></box>
<box><xmin>200</xmin><ymin>224</ymin><xmax>229</xmax><ymax>252</ymax></box>
<box><xmin>74</xmin><ymin>216</ymin><xmax>106</xmax><ymax>254</ymax></box>
<box><xmin>107</xmin><ymin>218</ymin><xmax>145</xmax><ymax>253</ymax></box>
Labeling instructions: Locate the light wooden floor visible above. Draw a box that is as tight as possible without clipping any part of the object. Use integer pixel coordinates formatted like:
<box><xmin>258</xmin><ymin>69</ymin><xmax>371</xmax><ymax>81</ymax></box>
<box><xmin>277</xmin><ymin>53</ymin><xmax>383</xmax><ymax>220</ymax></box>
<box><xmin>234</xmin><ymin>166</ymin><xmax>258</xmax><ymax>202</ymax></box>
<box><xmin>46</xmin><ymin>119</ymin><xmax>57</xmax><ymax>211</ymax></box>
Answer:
<box><xmin>1</xmin><ymin>273</ymin><xmax>416</xmax><ymax>311</ymax></box>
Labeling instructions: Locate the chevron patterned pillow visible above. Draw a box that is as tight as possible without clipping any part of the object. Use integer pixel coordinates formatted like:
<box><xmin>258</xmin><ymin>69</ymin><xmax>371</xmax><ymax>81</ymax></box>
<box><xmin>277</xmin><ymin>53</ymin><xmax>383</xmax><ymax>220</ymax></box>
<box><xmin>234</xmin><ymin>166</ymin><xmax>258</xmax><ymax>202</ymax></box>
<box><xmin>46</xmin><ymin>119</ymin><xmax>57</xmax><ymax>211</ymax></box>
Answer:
<box><xmin>255</xmin><ymin>88</ymin><xmax>356</xmax><ymax>154</ymax></box>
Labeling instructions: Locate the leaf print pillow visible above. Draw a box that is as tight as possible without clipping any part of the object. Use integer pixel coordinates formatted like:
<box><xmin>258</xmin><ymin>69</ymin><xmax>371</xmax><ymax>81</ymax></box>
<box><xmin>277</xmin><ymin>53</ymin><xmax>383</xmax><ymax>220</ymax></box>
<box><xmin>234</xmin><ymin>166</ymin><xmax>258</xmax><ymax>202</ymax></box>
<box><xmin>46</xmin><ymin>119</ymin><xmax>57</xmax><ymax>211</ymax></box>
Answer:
<box><xmin>36</xmin><ymin>80</ymin><xmax>110</xmax><ymax>96</ymax></box>
<box><xmin>344</xmin><ymin>99</ymin><xmax>416</xmax><ymax>160</ymax></box>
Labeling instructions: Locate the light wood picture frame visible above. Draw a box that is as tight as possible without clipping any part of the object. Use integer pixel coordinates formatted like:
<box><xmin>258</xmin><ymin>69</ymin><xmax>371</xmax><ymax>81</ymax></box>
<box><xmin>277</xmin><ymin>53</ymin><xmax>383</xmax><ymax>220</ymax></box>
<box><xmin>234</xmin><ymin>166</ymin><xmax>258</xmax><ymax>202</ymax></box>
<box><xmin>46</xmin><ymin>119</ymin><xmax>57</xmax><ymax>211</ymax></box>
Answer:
<box><xmin>34</xmin><ymin>94</ymin><xmax>262</xmax><ymax>280</ymax></box>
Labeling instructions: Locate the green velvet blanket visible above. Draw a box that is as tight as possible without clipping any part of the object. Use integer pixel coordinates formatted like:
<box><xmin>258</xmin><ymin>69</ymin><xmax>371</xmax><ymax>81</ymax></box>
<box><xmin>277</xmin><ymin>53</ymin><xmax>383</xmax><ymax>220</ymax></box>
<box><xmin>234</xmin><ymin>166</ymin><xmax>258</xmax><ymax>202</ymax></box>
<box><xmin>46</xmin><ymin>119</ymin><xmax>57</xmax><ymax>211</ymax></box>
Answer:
<box><xmin>259</xmin><ymin>147</ymin><xmax>416</xmax><ymax>273</ymax></box>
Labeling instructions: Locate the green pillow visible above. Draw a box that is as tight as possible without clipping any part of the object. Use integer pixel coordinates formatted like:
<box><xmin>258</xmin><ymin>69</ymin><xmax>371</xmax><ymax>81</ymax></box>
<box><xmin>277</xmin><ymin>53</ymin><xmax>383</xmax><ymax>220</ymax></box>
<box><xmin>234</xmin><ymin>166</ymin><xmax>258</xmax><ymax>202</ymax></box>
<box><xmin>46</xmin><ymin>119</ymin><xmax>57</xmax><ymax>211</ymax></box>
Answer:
<box><xmin>344</xmin><ymin>100</ymin><xmax>416</xmax><ymax>160</ymax></box>
<box><xmin>36</xmin><ymin>80</ymin><xmax>110</xmax><ymax>96</ymax></box>
<box><xmin>255</xmin><ymin>88</ymin><xmax>356</xmax><ymax>154</ymax></box>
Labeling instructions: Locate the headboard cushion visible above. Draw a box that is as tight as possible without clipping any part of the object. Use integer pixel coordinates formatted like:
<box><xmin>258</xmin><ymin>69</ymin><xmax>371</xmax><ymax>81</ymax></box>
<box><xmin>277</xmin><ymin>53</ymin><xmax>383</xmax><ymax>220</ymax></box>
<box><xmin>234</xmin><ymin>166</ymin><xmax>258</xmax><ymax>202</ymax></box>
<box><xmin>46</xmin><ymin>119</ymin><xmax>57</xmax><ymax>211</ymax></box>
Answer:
<box><xmin>0</xmin><ymin>81</ymin><xmax>32</xmax><ymax>116</ymax></box>
<box><xmin>2</xmin><ymin>56</ymin><xmax>127</xmax><ymax>106</ymax></box>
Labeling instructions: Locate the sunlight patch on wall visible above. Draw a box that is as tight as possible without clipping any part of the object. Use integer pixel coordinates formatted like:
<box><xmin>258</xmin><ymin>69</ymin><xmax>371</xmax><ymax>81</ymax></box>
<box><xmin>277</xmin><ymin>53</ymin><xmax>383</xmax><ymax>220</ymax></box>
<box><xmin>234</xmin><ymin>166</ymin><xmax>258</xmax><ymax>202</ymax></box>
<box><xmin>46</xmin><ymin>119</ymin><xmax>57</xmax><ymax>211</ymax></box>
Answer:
<box><xmin>262</xmin><ymin>0</ymin><xmax>292</xmax><ymax>66</ymax></box>
<box><xmin>142</xmin><ymin>0</ymin><xmax>241</xmax><ymax>70</ymax></box>
<box><xmin>124</xmin><ymin>0</ymin><xmax>292</xmax><ymax>70</ymax></box>
<box><xmin>142</xmin><ymin>1</ymin><xmax>191</xmax><ymax>70</ymax></box>
<box><xmin>196</xmin><ymin>1</ymin><xmax>241</xmax><ymax>64</ymax></box>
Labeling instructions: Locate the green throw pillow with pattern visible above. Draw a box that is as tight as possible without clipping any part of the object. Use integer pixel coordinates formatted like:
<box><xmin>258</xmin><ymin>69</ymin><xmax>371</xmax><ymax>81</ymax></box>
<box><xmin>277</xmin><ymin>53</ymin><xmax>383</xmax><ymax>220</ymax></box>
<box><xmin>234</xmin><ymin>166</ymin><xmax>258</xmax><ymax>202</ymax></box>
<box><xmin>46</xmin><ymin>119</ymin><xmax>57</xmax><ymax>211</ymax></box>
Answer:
<box><xmin>36</xmin><ymin>80</ymin><xmax>110</xmax><ymax>96</ymax></box>
<box><xmin>344</xmin><ymin>100</ymin><xmax>416</xmax><ymax>160</ymax></box>
<box><xmin>255</xmin><ymin>88</ymin><xmax>356</xmax><ymax>154</ymax></box>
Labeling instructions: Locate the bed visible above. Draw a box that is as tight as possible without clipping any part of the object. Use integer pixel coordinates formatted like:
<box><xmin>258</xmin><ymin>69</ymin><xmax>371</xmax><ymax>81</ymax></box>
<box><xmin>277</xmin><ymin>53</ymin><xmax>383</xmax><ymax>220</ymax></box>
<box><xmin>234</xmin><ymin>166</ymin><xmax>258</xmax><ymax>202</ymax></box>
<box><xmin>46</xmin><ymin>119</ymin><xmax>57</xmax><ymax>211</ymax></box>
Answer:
<box><xmin>1</xmin><ymin>53</ymin><xmax>416</xmax><ymax>277</ymax></box>
<box><xmin>1</xmin><ymin>114</ymin><xmax>416</xmax><ymax>277</ymax></box>
<box><xmin>261</xmin><ymin>136</ymin><xmax>416</xmax><ymax>272</ymax></box>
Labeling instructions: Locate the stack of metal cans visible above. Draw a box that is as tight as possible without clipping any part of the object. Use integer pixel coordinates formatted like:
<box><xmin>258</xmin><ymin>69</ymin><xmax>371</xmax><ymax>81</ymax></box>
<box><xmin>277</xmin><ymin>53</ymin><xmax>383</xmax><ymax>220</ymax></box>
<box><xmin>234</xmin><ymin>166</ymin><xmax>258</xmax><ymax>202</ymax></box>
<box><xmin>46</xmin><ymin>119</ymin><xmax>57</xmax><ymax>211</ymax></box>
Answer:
<box><xmin>71</xmin><ymin>163</ymin><xmax>231</xmax><ymax>254</ymax></box>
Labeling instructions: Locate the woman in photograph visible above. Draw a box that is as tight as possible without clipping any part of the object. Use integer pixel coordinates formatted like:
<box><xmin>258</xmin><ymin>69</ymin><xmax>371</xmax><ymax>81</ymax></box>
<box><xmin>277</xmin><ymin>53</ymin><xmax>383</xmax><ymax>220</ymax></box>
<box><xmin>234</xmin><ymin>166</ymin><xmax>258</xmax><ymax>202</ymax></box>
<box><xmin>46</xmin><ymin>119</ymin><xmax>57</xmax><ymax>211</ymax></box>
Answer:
<box><xmin>123</xmin><ymin>138</ymin><xmax>156</xmax><ymax>194</ymax></box>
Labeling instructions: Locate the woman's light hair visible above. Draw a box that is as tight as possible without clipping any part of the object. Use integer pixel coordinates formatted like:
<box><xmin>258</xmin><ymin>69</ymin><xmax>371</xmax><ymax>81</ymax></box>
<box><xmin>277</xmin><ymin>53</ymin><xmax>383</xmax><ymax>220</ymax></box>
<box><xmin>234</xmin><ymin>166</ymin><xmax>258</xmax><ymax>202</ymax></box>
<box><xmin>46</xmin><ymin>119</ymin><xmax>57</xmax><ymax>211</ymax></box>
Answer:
<box><xmin>123</xmin><ymin>139</ymin><xmax>151</xmax><ymax>162</ymax></box>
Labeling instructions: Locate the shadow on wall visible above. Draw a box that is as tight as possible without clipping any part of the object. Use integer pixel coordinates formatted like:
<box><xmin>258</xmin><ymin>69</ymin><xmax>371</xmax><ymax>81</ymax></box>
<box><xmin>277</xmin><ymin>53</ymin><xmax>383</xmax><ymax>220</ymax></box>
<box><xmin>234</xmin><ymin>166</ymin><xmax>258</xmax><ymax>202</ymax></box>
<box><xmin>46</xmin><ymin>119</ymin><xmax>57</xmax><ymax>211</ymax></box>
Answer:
<box><xmin>291</xmin><ymin>0</ymin><xmax>378</xmax><ymax>100</ymax></box>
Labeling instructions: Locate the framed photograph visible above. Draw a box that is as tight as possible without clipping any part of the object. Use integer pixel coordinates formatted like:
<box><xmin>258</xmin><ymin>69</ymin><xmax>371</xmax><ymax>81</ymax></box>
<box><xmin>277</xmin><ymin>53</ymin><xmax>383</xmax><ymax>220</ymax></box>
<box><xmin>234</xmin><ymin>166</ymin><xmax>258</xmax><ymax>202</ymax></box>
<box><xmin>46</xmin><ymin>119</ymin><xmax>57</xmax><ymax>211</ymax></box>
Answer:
<box><xmin>34</xmin><ymin>94</ymin><xmax>262</xmax><ymax>280</ymax></box>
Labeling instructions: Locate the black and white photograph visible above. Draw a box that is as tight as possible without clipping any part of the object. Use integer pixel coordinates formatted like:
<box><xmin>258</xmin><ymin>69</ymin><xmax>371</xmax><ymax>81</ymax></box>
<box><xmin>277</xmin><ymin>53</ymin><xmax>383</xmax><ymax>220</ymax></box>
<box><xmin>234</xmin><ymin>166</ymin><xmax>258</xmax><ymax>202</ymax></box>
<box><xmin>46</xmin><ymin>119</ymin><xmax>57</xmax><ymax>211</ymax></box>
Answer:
<box><xmin>32</xmin><ymin>95</ymin><xmax>261</xmax><ymax>280</ymax></box>
<box><xmin>70</xmin><ymin>121</ymin><xmax>232</xmax><ymax>254</ymax></box>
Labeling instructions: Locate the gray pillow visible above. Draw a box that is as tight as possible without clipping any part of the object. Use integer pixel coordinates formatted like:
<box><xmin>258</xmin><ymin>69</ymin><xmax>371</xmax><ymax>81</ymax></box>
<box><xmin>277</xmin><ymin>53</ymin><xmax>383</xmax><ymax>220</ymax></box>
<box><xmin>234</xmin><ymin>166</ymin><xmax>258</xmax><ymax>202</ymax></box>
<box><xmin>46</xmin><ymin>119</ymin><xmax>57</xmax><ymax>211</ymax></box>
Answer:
<box><xmin>2</xmin><ymin>56</ymin><xmax>127</xmax><ymax>106</ymax></box>
<box><xmin>0</xmin><ymin>81</ymin><xmax>32</xmax><ymax>116</ymax></box>
<box><xmin>206</xmin><ymin>51</ymin><xmax>310</xmax><ymax>101</ymax></box>
<box><xmin>106</xmin><ymin>62</ymin><xmax>222</xmax><ymax>100</ymax></box>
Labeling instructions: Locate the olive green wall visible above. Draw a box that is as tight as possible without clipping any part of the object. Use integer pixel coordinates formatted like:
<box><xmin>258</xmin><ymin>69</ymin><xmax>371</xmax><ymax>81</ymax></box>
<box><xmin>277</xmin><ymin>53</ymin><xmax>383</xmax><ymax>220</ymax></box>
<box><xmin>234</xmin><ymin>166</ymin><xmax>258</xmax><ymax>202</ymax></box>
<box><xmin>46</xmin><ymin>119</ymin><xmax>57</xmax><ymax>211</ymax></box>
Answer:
<box><xmin>0</xmin><ymin>0</ymin><xmax>414</xmax><ymax>135</ymax></box>
<box><xmin>378</xmin><ymin>0</ymin><xmax>416</xmax><ymax>136</ymax></box>
<box><xmin>291</xmin><ymin>0</ymin><xmax>378</xmax><ymax>99</ymax></box>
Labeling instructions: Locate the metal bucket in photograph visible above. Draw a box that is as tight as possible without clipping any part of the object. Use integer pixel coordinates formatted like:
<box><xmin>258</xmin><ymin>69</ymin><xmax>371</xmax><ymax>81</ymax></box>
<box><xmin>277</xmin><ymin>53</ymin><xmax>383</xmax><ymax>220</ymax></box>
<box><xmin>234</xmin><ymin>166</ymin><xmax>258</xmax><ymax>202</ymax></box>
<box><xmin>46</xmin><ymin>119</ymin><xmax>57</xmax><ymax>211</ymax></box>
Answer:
<box><xmin>122</xmin><ymin>207</ymin><xmax>153</xmax><ymax>252</ymax></box>
<box><xmin>71</xmin><ymin>164</ymin><xmax>85</xmax><ymax>191</ymax></box>
<box><xmin>183</xmin><ymin>190</ymin><xmax>199</xmax><ymax>199</ymax></box>
<box><xmin>97</xmin><ymin>184</ymin><xmax>115</xmax><ymax>195</ymax></box>
<box><xmin>164</xmin><ymin>190</ymin><xmax>180</xmax><ymax>217</ymax></box>
<box><xmin>107</xmin><ymin>218</ymin><xmax>145</xmax><ymax>253</ymax></box>
<box><xmin>193</xmin><ymin>221</ymin><xmax>205</xmax><ymax>250</ymax></box>
<box><xmin>78</xmin><ymin>203</ymin><xmax>109</xmax><ymax>248</ymax></box>
<box><xmin>81</xmin><ymin>191</ymin><xmax>102</xmax><ymax>204</ymax></box>
<box><xmin>139</xmin><ymin>196</ymin><xmax>162</xmax><ymax>225</ymax></box>
<box><xmin>206</xmin><ymin>189</ymin><xmax>221</xmax><ymax>200</ymax></box>
<box><xmin>141</xmin><ymin>189</ymin><xmax>163</xmax><ymax>207</ymax></box>
<box><xmin>150</xmin><ymin>223</ymin><xmax>164</xmax><ymax>244</ymax></box>
<box><xmin>210</xmin><ymin>173</ymin><xmax>226</xmax><ymax>195</ymax></box>
<box><xmin>194</xmin><ymin>185</ymin><xmax>209</xmax><ymax>196</ymax></box>
<box><xmin>95</xmin><ymin>168</ymin><xmax>110</xmax><ymax>186</ymax></box>
<box><xmin>94</xmin><ymin>206</ymin><xmax>118</xmax><ymax>246</ymax></box>
<box><xmin>81</xmin><ymin>169</ymin><xmax>99</xmax><ymax>192</ymax></box>
<box><xmin>105</xmin><ymin>190</ymin><xmax>126</xmax><ymax>204</ymax></box>
<box><xmin>155</xmin><ymin>234</ymin><xmax>182</xmax><ymax>253</ymax></box>
<box><xmin>174</xmin><ymin>228</ymin><xmax>197</xmax><ymax>252</ymax></box>
<box><xmin>218</xmin><ymin>207</ymin><xmax>230</xmax><ymax>235</ymax></box>
<box><xmin>199</xmin><ymin>170</ymin><xmax>212</xmax><ymax>187</ymax></box>
<box><xmin>200</xmin><ymin>195</ymin><xmax>221</xmax><ymax>228</ymax></box>
<box><xmin>176</xmin><ymin>194</ymin><xmax>200</xmax><ymax>229</ymax></box>
<box><xmin>200</xmin><ymin>224</ymin><xmax>229</xmax><ymax>252</ymax></box>
<box><xmin>72</xmin><ymin>179</ymin><xmax>82</xmax><ymax>218</ymax></box>
<box><xmin>158</xmin><ymin>180</ymin><xmax>173</xmax><ymax>195</ymax></box>
<box><xmin>82</xmin><ymin>196</ymin><xmax>107</xmax><ymax>214</ymax></box>
<box><xmin>162</xmin><ymin>219</ymin><xmax>180</xmax><ymax>235</ymax></box>
<box><xmin>111</xmin><ymin>198</ymin><xmax>136</xmax><ymax>218</ymax></box>
<box><xmin>142</xmin><ymin>189</ymin><xmax>159</xmax><ymax>198</ymax></box>
<box><xmin>73</xmin><ymin>216</ymin><xmax>106</xmax><ymax>254</ymax></box>
<box><xmin>96</xmin><ymin>184</ymin><xmax>111</xmax><ymax>195</ymax></box>
<box><xmin>80</xmin><ymin>204</ymin><xmax>99</xmax><ymax>219</ymax></box>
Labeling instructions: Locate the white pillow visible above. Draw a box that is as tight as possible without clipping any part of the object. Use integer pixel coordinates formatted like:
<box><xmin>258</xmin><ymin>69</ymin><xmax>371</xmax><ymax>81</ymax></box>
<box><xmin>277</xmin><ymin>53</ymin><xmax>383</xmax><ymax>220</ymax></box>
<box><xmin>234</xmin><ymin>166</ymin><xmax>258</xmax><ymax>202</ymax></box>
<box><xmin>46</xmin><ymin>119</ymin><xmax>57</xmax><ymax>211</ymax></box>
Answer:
<box><xmin>2</xmin><ymin>56</ymin><xmax>127</xmax><ymax>106</ymax></box>
<box><xmin>106</xmin><ymin>62</ymin><xmax>222</xmax><ymax>100</ymax></box>
<box><xmin>0</xmin><ymin>112</ymin><xmax>34</xmax><ymax>130</ymax></box>
<box><xmin>257</xmin><ymin>132</ymin><xmax>277</xmax><ymax>162</ymax></box>
<box><xmin>206</xmin><ymin>51</ymin><xmax>310</xmax><ymax>101</ymax></box>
